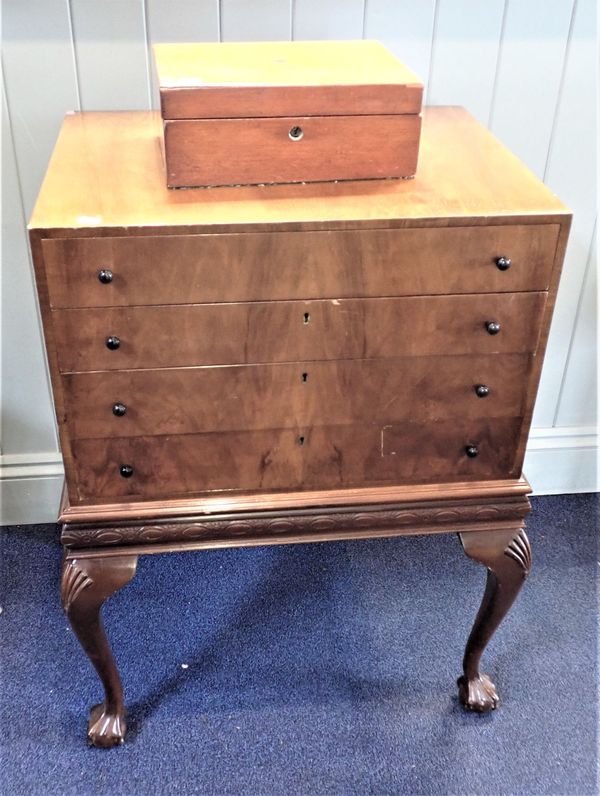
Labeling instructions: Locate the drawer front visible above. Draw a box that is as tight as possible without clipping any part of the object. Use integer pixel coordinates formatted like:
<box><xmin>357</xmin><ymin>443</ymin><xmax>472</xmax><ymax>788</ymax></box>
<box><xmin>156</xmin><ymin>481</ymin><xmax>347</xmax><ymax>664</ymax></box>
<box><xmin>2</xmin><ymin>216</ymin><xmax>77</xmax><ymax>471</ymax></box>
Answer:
<box><xmin>63</xmin><ymin>354</ymin><xmax>531</xmax><ymax>439</ymax></box>
<box><xmin>163</xmin><ymin>115</ymin><xmax>420</xmax><ymax>187</ymax></box>
<box><xmin>53</xmin><ymin>293</ymin><xmax>546</xmax><ymax>372</ymax></box>
<box><xmin>42</xmin><ymin>225</ymin><xmax>558</xmax><ymax>309</ymax></box>
<box><xmin>70</xmin><ymin>417</ymin><xmax>522</xmax><ymax>501</ymax></box>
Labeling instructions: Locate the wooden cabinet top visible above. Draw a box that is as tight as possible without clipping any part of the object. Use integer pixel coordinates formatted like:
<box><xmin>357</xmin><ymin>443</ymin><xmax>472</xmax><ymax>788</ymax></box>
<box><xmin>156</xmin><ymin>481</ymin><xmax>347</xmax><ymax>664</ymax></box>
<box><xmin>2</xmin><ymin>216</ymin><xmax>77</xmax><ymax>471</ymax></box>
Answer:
<box><xmin>29</xmin><ymin>106</ymin><xmax>569</xmax><ymax>234</ymax></box>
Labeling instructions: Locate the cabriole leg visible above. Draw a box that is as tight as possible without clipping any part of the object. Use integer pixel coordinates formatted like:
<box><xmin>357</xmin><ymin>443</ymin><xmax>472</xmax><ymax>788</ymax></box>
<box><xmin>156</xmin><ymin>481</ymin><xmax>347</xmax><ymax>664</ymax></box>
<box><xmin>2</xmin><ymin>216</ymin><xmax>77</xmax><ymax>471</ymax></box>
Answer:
<box><xmin>457</xmin><ymin>526</ymin><xmax>531</xmax><ymax>712</ymax></box>
<box><xmin>61</xmin><ymin>554</ymin><xmax>138</xmax><ymax>748</ymax></box>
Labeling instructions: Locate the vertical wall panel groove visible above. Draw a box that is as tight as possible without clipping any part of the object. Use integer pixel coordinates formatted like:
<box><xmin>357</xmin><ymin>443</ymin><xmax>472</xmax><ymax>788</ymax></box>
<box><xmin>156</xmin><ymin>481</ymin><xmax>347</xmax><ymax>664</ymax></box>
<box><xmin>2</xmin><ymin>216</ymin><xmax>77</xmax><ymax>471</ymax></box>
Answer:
<box><xmin>490</xmin><ymin>0</ymin><xmax>574</xmax><ymax>180</ymax></box>
<box><xmin>293</xmin><ymin>0</ymin><xmax>365</xmax><ymax>40</ymax></box>
<box><xmin>2</xmin><ymin>0</ymin><xmax>81</xmax><ymax>214</ymax></box>
<box><xmin>66</xmin><ymin>0</ymin><xmax>83</xmax><ymax>111</ymax></box>
<box><xmin>2</xmin><ymin>0</ymin><xmax>82</xmax><ymax>458</ymax></box>
<box><xmin>551</xmin><ymin>208</ymin><xmax>593</xmax><ymax>426</ymax></box>
<box><xmin>70</xmin><ymin>0</ymin><xmax>151</xmax><ymax>111</ymax></box>
<box><xmin>486</xmin><ymin>0</ymin><xmax>508</xmax><ymax>129</ymax></box>
<box><xmin>425</xmin><ymin>0</ymin><xmax>440</xmax><ymax>102</ymax></box>
<box><xmin>144</xmin><ymin>1</ymin><xmax>220</xmax><ymax>108</ymax></box>
<box><xmin>362</xmin><ymin>0</ymin><xmax>369</xmax><ymax>38</ymax></box>
<box><xmin>543</xmin><ymin>0</ymin><xmax>578</xmax><ymax>181</ymax></box>
<box><xmin>220</xmin><ymin>1</ymin><xmax>292</xmax><ymax>42</ymax></box>
<box><xmin>532</xmin><ymin>0</ymin><xmax>597</xmax><ymax>428</ymax></box>
<box><xmin>2</xmin><ymin>1</ymin><xmax>597</xmax><ymax>515</ymax></box>
<box><xmin>141</xmin><ymin>0</ymin><xmax>153</xmax><ymax>108</ymax></box>
<box><xmin>1</xmin><ymin>73</ymin><xmax>58</xmax><ymax>455</ymax></box>
<box><xmin>426</xmin><ymin>0</ymin><xmax>506</xmax><ymax>124</ymax></box>
<box><xmin>364</xmin><ymin>1</ymin><xmax>436</xmax><ymax>81</ymax></box>
<box><xmin>554</xmin><ymin>216</ymin><xmax>598</xmax><ymax>426</ymax></box>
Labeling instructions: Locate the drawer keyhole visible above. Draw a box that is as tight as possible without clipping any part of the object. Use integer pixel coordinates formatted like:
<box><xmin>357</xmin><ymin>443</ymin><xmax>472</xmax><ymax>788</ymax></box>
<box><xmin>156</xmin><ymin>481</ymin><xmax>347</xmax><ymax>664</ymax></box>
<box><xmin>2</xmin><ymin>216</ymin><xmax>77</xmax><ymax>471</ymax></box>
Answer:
<box><xmin>303</xmin><ymin>312</ymin><xmax>310</xmax><ymax>325</ymax></box>
<box><xmin>289</xmin><ymin>126</ymin><xmax>304</xmax><ymax>141</ymax></box>
<box><xmin>298</xmin><ymin>435</ymin><xmax>305</xmax><ymax>446</ymax></box>
<box><xmin>301</xmin><ymin>372</ymin><xmax>308</xmax><ymax>383</ymax></box>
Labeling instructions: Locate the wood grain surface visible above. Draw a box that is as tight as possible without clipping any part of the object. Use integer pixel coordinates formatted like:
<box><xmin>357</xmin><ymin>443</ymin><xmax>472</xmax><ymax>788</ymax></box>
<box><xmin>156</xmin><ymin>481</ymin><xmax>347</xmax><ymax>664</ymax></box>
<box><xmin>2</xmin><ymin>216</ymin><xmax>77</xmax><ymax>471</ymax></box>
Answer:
<box><xmin>58</xmin><ymin>476</ymin><xmax>532</xmax><ymax>523</ymax></box>
<box><xmin>155</xmin><ymin>40</ymin><xmax>423</xmax><ymax>119</ymax></box>
<box><xmin>28</xmin><ymin>108</ymin><xmax>569</xmax><ymax>233</ymax></box>
<box><xmin>42</xmin><ymin>224</ymin><xmax>558</xmax><ymax>308</ymax></box>
<box><xmin>61</xmin><ymin>494</ymin><xmax>532</xmax><ymax>551</ymax></box>
<box><xmin>62</xmin><ymin>354</ymin><xmax>531</xmax><ymax>439</ymax></box>
<box><xmin>163</xmin><ymin>114</ymin><xmax>421</xmax><ymax>186</ymax></box>
<box><xmin>27</xmin><ymin>107</ymin><xmax>571</xmax><ymax>522</ymax></box>
<box><xmin>70</xmin><ymin>416</ymin><xmax>523</xmax><ymax>501</ymax></box>
<box><xmin>24</xmin><ymin>91</ymin><xmax>574</xmax><ymax>743</ymax></box>
<box><xmin>53</xmin><ymin>293</ymin><xmax>546</xmax><ymax>372</ymax></box>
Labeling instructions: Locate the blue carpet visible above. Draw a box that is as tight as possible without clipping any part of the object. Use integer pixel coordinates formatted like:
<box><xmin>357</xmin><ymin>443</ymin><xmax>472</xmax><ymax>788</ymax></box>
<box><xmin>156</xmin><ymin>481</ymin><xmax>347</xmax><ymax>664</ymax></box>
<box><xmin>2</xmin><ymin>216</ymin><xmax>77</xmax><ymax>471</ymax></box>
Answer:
<box><xmin>1</xmin><ymin>494</ymin><xmax>597</xmax><ymax>795</ymax></box>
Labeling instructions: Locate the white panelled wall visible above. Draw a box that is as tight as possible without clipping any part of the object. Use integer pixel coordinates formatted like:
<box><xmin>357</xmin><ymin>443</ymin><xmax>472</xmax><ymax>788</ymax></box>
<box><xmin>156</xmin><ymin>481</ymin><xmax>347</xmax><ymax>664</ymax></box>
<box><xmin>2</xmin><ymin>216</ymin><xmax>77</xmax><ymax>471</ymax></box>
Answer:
<box><xmin>1</xmin><ymin>0</ymin><xmax>597</xmax><ymax>524</ymax></box>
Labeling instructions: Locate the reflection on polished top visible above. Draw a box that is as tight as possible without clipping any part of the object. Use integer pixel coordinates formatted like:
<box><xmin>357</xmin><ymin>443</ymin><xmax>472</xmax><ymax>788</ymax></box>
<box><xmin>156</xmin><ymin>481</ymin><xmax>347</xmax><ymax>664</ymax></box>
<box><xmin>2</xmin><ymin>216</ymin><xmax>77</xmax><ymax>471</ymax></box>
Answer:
<box><xmin>29</xmin><ymin>107</ymin><xmax>568</xmax><ymax>232</ymax></box>
<box><xmin>153</xmin><ymin>40</ymin><xmax>422</xmax><ymax>89</ymax></box>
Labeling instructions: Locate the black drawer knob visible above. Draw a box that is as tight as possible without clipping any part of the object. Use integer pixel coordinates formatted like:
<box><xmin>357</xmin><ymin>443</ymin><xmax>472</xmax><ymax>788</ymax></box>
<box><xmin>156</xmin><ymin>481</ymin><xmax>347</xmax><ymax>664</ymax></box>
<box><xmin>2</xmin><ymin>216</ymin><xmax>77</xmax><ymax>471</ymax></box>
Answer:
<box><xmin>106</xmin><ymin>335</ymin><xmax>120</xmax><ymax>350</ymax></box>
<box><xmin>485</xmin><ymin>321</ymin><xmax>501</xmax><ymax>335</ymax></box>
<box><xmin>475</xmin><ymin>384</ymin><xmax>490</xmax><ymax>398</ymax></box>
<box><xmin>465</xmin><ymin>445</ymin><xmax>479</xmax><ymax>458</ymax></box>
<box><xmin>112</xmin><ymin>403</ymin><xmax>127</xmax><ymax>417</ymax></box>
<box><xmin>98</xmin><ymin>269</ymin><xmax>113</xmax><ymax>284</ymax></box>
<box><xmin>289</xmin><ymin>125</ymin><xmax>304</xmax><ymax>141</ymax></box>
<box><xmin>496</xmin><ymin>256</ymin><xmax>512</xmax><ymax>271</ymax></box>
<box><xmin>119</xmin><ymin>464</ymin><xmax>134</xmax><ymax>478</ymax></box>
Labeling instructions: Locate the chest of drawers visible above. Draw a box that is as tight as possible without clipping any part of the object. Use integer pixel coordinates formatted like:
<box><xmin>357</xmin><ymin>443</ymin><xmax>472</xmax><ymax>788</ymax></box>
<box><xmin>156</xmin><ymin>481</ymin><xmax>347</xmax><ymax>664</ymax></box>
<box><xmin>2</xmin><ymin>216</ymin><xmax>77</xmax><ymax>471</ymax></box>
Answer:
<box><xmin>30</xmin><ymin>106</ymin><xmax>570</xmax><ymax>747</ymax></box>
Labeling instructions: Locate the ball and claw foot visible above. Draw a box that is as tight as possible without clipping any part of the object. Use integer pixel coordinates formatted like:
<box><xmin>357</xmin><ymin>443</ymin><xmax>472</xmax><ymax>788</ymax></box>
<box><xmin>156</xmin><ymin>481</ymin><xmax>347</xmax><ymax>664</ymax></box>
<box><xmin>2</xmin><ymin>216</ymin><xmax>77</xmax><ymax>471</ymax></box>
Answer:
<box><xmin>87</xmin><ymin>702</ymin><xmax>126</xmax><ymax>748</ymax></box>
<box><xmin>61</xmin><ymin>555</ymin><xmax>138</xmax><ymax>748</ymax></box>
<box><xmin>457</xmin><ymin>673</ymin><xmax>499</xmax><ymax>712</ymax></box>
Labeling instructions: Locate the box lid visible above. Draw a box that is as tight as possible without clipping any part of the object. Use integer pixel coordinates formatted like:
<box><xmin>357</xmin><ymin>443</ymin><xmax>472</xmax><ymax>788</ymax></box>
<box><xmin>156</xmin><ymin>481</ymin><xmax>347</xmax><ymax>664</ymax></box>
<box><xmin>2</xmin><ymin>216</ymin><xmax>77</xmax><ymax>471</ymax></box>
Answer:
<box><xmin>154</xmin><ymin>40</ymin><xmax>423</xmax><ymax>119</ymax></box>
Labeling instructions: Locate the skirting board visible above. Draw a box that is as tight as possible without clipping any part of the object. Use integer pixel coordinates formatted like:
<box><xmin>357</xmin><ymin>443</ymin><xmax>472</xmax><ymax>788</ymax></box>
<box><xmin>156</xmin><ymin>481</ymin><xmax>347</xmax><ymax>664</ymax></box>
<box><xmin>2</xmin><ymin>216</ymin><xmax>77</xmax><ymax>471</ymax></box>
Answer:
<box><xmin>1</xmin><ymin>426</ymin><xmax>597</xmax><ymax>526</ymax></box>
<box><xmin>0</xmin><ymin>452</ymin><xmax>64</xmax><ymax>527</ymax></box>
<box><xmin>523</xmin><ymin>425</ymin><xmax>598</xmax><ymax>497</ymax></box>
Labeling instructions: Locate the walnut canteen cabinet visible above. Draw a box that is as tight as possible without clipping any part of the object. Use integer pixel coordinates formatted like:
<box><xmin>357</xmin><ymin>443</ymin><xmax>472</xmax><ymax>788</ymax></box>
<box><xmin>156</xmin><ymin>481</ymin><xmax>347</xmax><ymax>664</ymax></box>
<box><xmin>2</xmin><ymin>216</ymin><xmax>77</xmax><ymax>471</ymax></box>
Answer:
<box><xmin>29</xmin><ymin>106</ymin><xmax>570</xmax><ymax>748</ymax></box>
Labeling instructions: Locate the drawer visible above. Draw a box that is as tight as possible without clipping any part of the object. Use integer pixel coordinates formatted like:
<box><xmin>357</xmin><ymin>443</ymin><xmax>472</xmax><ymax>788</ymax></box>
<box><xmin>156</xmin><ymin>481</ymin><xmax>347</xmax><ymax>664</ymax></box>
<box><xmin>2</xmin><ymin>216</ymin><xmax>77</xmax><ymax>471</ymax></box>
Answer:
<box><xmin>42</xmin><ymin>224</ymin><xmax>558</xmax><ymax>309</ymax></box>
<box><xmin>53</xmin><ymin>293</ymin><xmax>546</xmax><ymax>372</ymax></box>
<box><xmin>70</xmin><ymin>417</ymin><xmax>523</xmax><ymax>501</ymax></box>
<box><xmin>63</xmin><ymin>354</ymin><xmax>531</xmax><ymax>439</ymax></box>
<box><xmin>163</xmin><ymin>115</ymin><xmax>420</xmax><ymax>187</ymax></box>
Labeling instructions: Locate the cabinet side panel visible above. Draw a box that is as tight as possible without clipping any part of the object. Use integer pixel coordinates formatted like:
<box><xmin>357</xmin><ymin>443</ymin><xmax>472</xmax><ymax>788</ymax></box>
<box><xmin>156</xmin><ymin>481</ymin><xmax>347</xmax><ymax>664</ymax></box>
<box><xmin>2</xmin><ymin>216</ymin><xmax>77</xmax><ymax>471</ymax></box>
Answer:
<box><xmin>515</xmin><ymin>217</ymin><xmax>572</xmax><ymax>469</ymax></box>
<box><xmin>28</xmin><ymin>230</ymin><xmax>77</xmax><ymax>506</ymax></box>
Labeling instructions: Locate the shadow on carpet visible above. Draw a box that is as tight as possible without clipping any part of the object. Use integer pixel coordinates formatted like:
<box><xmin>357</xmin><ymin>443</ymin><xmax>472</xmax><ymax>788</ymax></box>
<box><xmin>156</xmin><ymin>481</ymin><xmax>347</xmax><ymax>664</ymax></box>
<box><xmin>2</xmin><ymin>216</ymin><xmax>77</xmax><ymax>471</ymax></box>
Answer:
<box><xmin>1</xmin><ymin>494</ymin><xmax>597</xmax><ymax>795</ymax></box>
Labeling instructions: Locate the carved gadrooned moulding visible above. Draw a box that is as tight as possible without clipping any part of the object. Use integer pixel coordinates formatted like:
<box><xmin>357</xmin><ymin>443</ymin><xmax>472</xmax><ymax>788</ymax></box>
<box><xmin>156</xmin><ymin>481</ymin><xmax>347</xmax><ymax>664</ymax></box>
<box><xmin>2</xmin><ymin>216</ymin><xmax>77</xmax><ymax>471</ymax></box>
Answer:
<box><xmin>61</xmin><ymin>495</ymin><xmax>531</xmax><ymax>550</ymax></box>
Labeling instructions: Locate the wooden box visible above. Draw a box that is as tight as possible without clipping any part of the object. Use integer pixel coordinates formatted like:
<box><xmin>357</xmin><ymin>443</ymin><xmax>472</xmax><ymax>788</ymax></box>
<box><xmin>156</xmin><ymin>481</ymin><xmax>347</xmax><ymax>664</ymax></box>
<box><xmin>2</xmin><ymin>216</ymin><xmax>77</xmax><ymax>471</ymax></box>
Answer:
<box><xmin>153</xmin><ymin>40</ymin><xmax>423</xmax><ymax>188</ymax></box>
